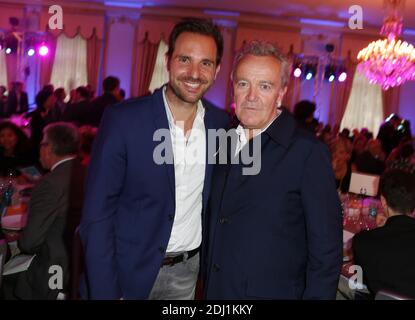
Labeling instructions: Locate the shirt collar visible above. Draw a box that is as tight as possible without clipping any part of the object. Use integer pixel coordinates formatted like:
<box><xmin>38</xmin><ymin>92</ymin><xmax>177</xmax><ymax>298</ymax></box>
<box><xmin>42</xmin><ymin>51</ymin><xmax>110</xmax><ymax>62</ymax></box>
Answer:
<box><xmin>235</xmin><ymin>109</ymin><xmax>281</xmax><ymax>143</ymax></box>
<box><xmin>51</xmin><ymin>156</ymin><xmax>76</xmax><ymax>171</ymax></box>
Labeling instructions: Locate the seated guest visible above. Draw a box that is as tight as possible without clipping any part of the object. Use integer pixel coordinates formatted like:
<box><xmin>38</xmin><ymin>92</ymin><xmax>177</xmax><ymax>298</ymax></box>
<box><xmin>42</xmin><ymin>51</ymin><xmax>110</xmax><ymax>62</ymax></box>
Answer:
<box><xmin>353</xmin><ymin>139</ymin><xmax>386</xmax><ymax>175</ymax></box>
<box><xmin>353</xmin><ymin>168</ymin><xmax>415</xmax><ymax>299</ymax></box>
<box><xmin>330</xmin><ymin>137</ymin><xmax>352</xmax><ymax>193</ymax></box>
<box><xmin>387</xmin><ymin>142</ymin><xmax>415</xmax><ymax>173</ymax></box>
<box><xmin>2</xmin><ymin>122</ymin><xmax>86</xmax><ymax>300</ymax></box>
<box><xmin>0</xmin><ymin>121</ymin><xmax>36</xmax><ymax>177</ymax></box>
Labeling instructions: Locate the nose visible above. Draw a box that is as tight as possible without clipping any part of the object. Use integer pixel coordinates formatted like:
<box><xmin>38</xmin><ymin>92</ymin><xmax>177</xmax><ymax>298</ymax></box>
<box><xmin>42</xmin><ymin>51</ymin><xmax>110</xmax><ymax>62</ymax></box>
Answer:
<box><xmin>246</xmin><ymin>86</ymin><xmax>258</xmax><ymax>102</ymax></box>
<box><xmin>189</xmin><ymin>62</ymin><xmax>200</xmax><ymax>80</ymax></box>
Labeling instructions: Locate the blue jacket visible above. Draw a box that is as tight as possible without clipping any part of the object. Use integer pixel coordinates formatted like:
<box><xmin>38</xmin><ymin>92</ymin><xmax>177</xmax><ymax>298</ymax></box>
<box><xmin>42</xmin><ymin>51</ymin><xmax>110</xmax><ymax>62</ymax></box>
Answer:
<box><xmin>204</xmin><ymin>110</ymin><xmax>343</xmax><ymax>299</ymax></box>
<box><xmin>80</xmin><ymin>87</ymin><xmax>229</xmax><ymax>299</ymax></box>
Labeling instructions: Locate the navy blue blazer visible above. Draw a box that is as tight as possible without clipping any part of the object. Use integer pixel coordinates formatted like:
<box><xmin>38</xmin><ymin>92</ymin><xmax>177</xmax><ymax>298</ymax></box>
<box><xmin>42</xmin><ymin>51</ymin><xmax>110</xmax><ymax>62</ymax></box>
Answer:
<box><xmin>204</xmin><ymin>110</ymin><xmax>343</xmax><ymax>299</ymax></box>
<box><xmin>79</xmin><ymin>87</ymin><xmax>229</xmax><ymax>299</ymax></box>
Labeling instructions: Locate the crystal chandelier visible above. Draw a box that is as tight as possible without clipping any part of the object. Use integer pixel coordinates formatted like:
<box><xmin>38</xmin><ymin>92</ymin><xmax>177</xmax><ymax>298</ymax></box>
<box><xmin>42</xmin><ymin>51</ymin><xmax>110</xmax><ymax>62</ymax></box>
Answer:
<box><xmin>357</xmin><ymin>0</ymin><xmax>415</xmax><ymax>90</ymax></box>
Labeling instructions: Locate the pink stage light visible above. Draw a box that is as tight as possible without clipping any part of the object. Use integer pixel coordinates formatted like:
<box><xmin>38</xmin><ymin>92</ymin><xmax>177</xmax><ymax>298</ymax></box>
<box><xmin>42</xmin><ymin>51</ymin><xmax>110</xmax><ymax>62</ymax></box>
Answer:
<box><xmin>38</xmin><ymin>45</ymin><xmax>49</xmax><ymax>56</ymax></box>
<box><xmin>338</xmin><ymin>72</ymin><xmax>347</xmax><ymax>82</ymax></box>
<box><xmin>293</xmin><ymin>67</ymin><xmax>302</xmax><ymax>78</ymax></box>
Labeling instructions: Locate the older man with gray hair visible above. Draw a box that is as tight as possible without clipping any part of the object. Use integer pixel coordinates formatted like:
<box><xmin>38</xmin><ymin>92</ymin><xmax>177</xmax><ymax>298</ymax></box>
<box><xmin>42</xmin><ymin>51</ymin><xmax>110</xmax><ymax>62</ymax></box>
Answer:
<box><xmin>204</xmin><ymin>40</ymin><xmax>342</xmax><ymax>299</ymax></box>
<box><xmin>2</xmin><ymin>122</ymin><xmax>86</xmax><ymax>300</ymax></box>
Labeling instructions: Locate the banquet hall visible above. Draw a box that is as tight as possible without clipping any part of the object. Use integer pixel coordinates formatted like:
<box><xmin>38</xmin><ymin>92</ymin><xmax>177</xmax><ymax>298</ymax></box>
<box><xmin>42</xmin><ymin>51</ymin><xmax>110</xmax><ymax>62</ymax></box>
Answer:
<box><xmin>0</xmin><ymin>0</ymin><xmax>414</xmax><ymax>301</ymax></box>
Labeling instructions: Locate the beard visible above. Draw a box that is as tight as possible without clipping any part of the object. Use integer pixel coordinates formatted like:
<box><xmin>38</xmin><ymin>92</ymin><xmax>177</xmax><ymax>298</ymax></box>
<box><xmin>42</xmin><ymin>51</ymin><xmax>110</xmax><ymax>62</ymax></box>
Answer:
<box><xmin>169</xmin><ymin>76</ymin><xmax>211</xmax><ymax>104</ymax></box>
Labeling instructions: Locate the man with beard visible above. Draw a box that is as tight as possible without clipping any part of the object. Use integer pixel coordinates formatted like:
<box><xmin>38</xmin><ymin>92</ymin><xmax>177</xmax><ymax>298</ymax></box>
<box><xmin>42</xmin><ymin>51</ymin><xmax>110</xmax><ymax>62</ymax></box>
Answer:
<box><xmin>79</xmin><ymin>18</ymin><xmax>229</xmax><ymax>299</ymax></box>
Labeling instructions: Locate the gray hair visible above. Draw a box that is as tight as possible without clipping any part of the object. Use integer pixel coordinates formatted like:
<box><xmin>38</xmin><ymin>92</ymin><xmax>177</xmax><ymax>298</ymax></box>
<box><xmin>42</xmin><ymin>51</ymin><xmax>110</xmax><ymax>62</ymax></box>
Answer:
<box><xmin>231</xmin><ymin>40</ymin><xmax>291</xmax><ymax>88</ymax></box>
<box><xmin>43</xmin><ymin>122</ymin><xmax>80</xmax><ymax>156</ymax></box>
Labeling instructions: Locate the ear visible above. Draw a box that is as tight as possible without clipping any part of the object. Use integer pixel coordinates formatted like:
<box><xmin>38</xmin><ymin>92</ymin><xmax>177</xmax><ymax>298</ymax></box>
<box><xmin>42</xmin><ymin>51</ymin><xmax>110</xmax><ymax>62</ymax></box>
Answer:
<box><xmin>214</xmin><ymin>64</ymin><xmax>221</xmax><ymax>80</ymax></box>
<box><xmin>278</xmin><ymin>86</ymin><xmax>288</xmax><ymax>106</ymax></box>
<box><xmin>380</xmin><ymin>195</ymin><xmax>386</xmax><ymax>207</ymax></box>
<box><xmin>380</xmin><ymin>196</ymin><xmax>389</xmax><ymax>215</ymax></box>
<box><xmin>165</xmin><ymin>54</ymin><xmax>170</xmax><ymax>72</ymax></box>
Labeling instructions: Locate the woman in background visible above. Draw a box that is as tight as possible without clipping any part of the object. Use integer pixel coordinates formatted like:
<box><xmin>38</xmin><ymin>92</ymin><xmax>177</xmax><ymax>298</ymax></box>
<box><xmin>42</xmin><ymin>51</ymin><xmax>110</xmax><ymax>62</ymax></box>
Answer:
<box><xmin>0</xmin><ymin>121</ymin><xmax>36</xmax><ymax>177</ymax></box>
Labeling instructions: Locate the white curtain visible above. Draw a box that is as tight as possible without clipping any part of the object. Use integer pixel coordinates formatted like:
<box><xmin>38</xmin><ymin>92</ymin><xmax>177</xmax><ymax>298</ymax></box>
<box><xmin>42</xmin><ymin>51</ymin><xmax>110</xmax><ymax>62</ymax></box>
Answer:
<box><xmin>148</xmin><ymin>39</ymin><xmax>169</xmax><ymax>94</ymax></box>
<box><xmin>0</xmin><ymin>50</ymin><xmax>8</xmax><ymax>88</ymax></box>
<box><xmin>50</xmin><ymin>34</ymin><xmax>88</xmax><ymax>98</ymax></box>
<box><xmin>340</xmin><ymin>71</ymin><xmax>384</xmax><ymax>136</ymax></box>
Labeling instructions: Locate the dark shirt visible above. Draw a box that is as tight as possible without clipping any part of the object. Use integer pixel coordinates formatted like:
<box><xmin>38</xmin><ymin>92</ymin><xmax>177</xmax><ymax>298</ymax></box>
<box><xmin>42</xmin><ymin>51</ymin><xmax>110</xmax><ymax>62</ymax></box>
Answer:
<box><xmin>377</xmin><ymin>122</ymin><xmax>400</xmax><ymax>155</ymax></box>
<box><xmin>62</xmin><ymin>100</ymin><xmax>91</xmax><ymax>126</ymax></box>
<box><xmin>353</xmin><ymin>215</ymin><xmax>415</xmax><ymax>298</ymax></box>
<box><xmin>7</xmin><ymin>91</ymin><xmax>29</xmax><ymax>115</ymax></box>
<box><xmin>86</xmin><ymin>93</ymin><xmax>119</xmax><ymax>127</ymax></box>
<box><xmin>354</xmin><ymin>151</ymin><xmax>385</xmax><ymax>175</ymax></box>
<box><xmin>0</xmin><ymin>149</ymin><xmax>37</xmax><ymax>177</ymax></box>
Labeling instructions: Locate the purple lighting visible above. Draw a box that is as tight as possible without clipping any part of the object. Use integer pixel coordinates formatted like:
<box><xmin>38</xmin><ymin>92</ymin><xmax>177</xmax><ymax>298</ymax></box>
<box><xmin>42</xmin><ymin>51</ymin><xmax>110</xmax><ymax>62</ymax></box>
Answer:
<box><xmin>38</xmin><ymin>45</ymin><xmax>49</xmax><ymax>56</ymax></box>
<box><xmin>293</xmin><ymin>67</ymin><xmax>302</xmax><ymax>78</ymax></box>
<box><xmin>357</xmin><ymin>3</ymin><xmax>415</xmax><ymax>90</ymax></box>
<box><xmin>27</xmin><ymin>48</ymin><xmax>35</xmax><ymax>57</ymax></box>
<box><xmin>338</xmin><ymin>72</ymin><xmax>347</xmax><ymax>82</ymax></box>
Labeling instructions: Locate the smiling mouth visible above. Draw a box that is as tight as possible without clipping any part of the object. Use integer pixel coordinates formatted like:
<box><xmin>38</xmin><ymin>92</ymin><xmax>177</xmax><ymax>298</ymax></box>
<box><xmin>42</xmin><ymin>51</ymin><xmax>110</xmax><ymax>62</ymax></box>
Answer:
<box><xmin>183</xmin><ymin>82</ymin><xmax>202</xmax><ymax>89</ymax></box>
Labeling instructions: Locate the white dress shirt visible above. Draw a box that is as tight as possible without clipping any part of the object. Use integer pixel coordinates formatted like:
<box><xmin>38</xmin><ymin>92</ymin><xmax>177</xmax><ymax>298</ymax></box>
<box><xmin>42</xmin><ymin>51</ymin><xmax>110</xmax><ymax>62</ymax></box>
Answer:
<box><xmin>162</xmin><ymin>88</ymin><xmax>206</xmax><ymax>253</ymax></box>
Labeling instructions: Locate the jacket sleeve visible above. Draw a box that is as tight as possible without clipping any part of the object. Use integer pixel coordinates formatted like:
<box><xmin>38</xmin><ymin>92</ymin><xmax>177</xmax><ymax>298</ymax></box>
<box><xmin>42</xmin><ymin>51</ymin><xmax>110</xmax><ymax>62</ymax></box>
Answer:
<box><xmin>19</xmin><ymin>179</ymin><xmax>59</xmax><ymax>254</ymax></box>
<box><xmin>79</xmin><ymin>106</ymin><xmax>126</xmax><ymax>299</ymax></box>
<box><xmin>301</xmin><ymin>141</ymin><xmax>343</xmax><ymax>299</ymax></box>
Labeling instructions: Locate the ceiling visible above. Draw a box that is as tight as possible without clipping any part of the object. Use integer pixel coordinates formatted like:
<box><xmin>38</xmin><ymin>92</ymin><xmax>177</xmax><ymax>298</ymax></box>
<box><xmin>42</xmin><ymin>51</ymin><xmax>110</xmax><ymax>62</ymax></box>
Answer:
<box><xmin>78</xmin><ymin>0</ymin><xmax>415</xmax><ymax>30</ymax></box>
<box><xmin>1</xmin><ymin>0</ymin><xmax>415</xmax><ymax>31</ymax></box>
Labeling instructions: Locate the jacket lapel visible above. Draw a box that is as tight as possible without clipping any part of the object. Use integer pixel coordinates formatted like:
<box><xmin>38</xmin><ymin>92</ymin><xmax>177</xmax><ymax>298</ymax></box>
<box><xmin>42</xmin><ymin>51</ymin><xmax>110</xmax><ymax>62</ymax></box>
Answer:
<box><xmin>151</xmin><ymin>87</ymin><xmax>176</xmax><ymax>203</ymax></box>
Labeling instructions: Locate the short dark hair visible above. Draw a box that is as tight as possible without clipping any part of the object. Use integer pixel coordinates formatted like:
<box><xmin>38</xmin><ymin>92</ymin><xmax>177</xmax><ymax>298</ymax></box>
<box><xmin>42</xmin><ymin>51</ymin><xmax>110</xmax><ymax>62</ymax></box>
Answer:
<box><xmin>43</xmin><ymin>122</ymin><xmax>80</xmax><ymax>156</ymax></box>
<box><xmin>54</xmin><ymin>87</ymin><xmax>66</xmax><ymax>100</ymax></box>
<box><xmin>35</xmin><ymin>89</ymin><xmax>54</xmax><ymax>111</ymax></box>
<box><xmin>380</xmin><ymin>169</ymin><xmax>415</xmax><ymax>214</ymax></box>
<box><xmin>103</xmin><ymin>76</ymin><xmax>120</xmax><ymax>93</ymax></box>
<box><xmin>293</xmin><ymin>100</ymin><xmax>316</xmax><ymax>121</ymax></box>
<box><xmin>42</xmin><ymin>84</ymin><xmax>54</xmax><ymax>95</ymax></box>
<box><xmin>167</xmin><ymin>17</ymin><xmax>223</xmax><ymax>66</ymax></box>
<box><xmin>76</xmin><ymin>86</ymin><xmax>90</xmax><ymax>100</ymax></box>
